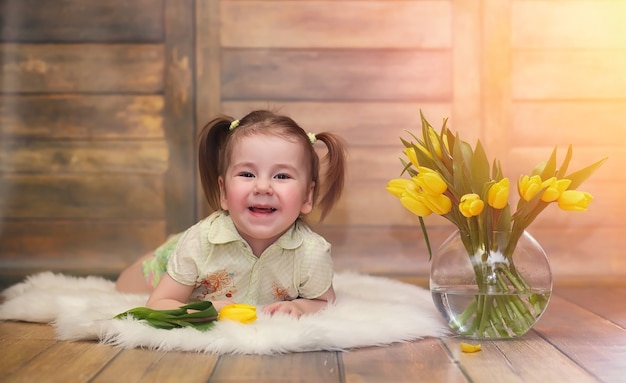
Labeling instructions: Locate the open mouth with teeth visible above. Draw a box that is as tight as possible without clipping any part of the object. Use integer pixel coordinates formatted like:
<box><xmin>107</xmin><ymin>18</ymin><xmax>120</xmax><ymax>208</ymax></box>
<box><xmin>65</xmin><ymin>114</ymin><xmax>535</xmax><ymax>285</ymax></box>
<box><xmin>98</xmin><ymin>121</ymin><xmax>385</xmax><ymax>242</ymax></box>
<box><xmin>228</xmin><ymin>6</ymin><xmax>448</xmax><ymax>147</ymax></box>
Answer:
<box><xmin>249</xmin><ymin>206</ymin><xmax>277</xmax><ymax>213</ymax></box>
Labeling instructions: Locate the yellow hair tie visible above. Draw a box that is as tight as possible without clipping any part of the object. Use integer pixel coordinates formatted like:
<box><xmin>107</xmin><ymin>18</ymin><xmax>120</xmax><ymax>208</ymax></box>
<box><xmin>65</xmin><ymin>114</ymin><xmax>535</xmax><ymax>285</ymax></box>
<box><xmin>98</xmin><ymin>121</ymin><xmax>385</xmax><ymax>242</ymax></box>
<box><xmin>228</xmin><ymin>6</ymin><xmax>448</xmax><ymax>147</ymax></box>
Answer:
<box><xmin>229</xmin><ymin>120</ymin><xmax>240</xmax><ymax>131</ymax></box>
<box><xmin>307</xmin><ymin>132</ymin><xmax>317</xmax><ymax>144</ymax></box>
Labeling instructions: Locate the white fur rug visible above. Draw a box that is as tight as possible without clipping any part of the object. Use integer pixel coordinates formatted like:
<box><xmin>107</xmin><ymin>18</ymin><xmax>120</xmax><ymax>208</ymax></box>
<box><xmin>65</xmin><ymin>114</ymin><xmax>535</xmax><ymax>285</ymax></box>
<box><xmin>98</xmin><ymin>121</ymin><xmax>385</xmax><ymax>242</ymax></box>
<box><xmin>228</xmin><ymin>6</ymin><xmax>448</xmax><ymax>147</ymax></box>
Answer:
<box><xmin>0</xmin><ymin>271</ymin><xmax>448</xmax><ymax>355</ymax></box>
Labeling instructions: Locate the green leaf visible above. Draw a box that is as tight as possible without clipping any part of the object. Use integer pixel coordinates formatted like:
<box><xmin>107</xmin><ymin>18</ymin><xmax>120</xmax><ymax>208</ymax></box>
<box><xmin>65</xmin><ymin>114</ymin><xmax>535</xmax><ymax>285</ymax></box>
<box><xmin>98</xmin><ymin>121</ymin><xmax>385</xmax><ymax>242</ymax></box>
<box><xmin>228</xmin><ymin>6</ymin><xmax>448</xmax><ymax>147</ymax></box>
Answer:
<box><xmin>453</xmin><ymin>137</ymin><xmax>474</xmax><ymax>196</ymax></box>
<box><xmin>399</xmin><ymin>158</ymin><xmax>417</xmax><ymax>177</ymax></box>
<box><xmin>496</xmin><ymin>204</ymin><xmax>512</xmax><ymax>232</ymax></box>
<box><xmin>565</xmin><ymin>157</ymin><xmax>608</xmax><ymax>190</ymax></box>
<box><xmin>531</xmin><ymin>161</ymin><xmax>547</xmax><ymax>177</ymax></box>
<box><xmin>438</xmin><ymin>122</ymin><xmax>454</xmax><ymax>173</ymax></box>
<box><xmin>400</xmin><ymin>137</ymin><xmax>414</xmax><ymax>149</ymax></box>
<box><xmin>452</xmin><ymin>135</ymin><xmax>467</xmax><ymax>197</ymax></box>
<box><xmin>145</xmin><ymin>318</ymin><xmax>178</xmax><ymax>329</ymax></box>
<box><xmin>419</xmin><ymin>109</ymin><xmax>434</xmax><ymax>130</ymax></box>
<box><xmin>555</xmin><ymin>145</ymin><xmax>573</xmax><ymax>178</ymax></box>
<box><xmin>491</xmin><ymin>159</ymin><xmax>503</xmax><ymax>180</ymax></box>
<box><xmin>459</xmin><ymin>139</ymin><xmax>474</xmax><ymax>172</ymax></box>
<box><xmin>539</xmin><ymin>147</ymin><xmax>558</xmax><ymax>179</ymax></box>
<box><xmin>405</xmin><ymin>130</ymin><xmax>425</xmax><ymax>147</ymax></box>
<box><xmin>471</xmin><ymin>140</ymin><xmax>490</xmax><ymax>194</ymax></box>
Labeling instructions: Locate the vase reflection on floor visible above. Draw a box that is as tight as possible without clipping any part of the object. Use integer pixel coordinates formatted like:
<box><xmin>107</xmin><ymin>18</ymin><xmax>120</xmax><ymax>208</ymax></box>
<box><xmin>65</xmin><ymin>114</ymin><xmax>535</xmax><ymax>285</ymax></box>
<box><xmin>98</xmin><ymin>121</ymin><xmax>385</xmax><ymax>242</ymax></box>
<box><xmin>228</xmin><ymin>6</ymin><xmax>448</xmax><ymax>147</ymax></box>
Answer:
<box><xmin>430</xmin><ymin>230</ymin><xmax>552</xmax><ymax>339</ymax></box>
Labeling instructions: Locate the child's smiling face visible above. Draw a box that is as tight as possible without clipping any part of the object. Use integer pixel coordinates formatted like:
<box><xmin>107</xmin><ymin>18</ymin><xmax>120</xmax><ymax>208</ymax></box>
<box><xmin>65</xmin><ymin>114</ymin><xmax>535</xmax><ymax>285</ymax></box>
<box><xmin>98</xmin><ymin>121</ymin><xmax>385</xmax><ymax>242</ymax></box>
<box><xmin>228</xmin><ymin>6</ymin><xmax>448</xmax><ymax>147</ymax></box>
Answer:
<box><xmin>219</xmin><ymin>134</ymin><xmax>314</xmax><ymax>254</ymax></box>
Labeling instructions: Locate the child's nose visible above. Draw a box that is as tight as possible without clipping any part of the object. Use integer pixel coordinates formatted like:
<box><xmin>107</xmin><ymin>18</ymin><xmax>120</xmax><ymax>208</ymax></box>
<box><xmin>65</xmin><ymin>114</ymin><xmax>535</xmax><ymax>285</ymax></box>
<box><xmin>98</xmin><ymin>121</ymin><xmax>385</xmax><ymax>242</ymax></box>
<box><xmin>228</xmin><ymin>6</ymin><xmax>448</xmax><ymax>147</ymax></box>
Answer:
<box><xmin>254</xmin><ymin>178</ymin><xmax>273</xmax><ymax>194</ymax></box>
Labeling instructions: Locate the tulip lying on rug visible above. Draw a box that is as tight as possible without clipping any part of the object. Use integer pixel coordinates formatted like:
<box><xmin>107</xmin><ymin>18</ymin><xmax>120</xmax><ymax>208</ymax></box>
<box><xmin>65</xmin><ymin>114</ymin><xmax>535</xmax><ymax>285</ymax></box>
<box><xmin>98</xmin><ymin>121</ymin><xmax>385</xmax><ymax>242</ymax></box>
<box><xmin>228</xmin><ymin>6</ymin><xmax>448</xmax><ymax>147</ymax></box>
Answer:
<box><xmin>0</xmin><ymin>271</ymin><xmax>448</xmax><ymax>355</ymax></box>
<box><xmin>114</xmin><ymin>301</ymin><xmax>258</xmax><ymax>331</ymax></box>
<box><xmin>115</xmin><ymin>301</ymin><xmax>221</xmax><ymax>331</ymax></box>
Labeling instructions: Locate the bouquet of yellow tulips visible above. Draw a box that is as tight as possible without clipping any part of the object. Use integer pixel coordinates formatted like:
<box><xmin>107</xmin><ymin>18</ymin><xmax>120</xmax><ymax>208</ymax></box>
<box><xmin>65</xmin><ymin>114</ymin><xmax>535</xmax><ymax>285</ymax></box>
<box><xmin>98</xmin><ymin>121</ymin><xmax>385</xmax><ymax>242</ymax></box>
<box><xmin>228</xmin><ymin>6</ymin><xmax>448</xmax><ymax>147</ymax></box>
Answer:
<box><xmin>387</xmin><ymin>112</ymin><xmax>606</xmax><ymax>338</ymax></box>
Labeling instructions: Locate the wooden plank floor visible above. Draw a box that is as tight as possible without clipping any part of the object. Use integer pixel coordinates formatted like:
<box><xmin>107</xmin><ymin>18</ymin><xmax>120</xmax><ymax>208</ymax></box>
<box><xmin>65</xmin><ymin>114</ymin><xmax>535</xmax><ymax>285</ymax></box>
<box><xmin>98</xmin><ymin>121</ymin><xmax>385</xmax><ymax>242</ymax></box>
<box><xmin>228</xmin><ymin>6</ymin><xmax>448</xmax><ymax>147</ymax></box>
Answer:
<box><xmin>1</xmin><ymin>285</ymin><xmax>624</xmax><ymax>383</ymax></box>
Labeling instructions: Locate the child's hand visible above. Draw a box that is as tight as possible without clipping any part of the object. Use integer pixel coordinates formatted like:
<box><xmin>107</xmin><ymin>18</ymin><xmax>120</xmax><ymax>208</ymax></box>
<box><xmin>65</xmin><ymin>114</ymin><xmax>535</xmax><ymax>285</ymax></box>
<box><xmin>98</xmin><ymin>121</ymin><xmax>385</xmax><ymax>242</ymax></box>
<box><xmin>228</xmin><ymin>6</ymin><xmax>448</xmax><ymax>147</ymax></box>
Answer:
<box><xmin>262</xmin><ymin>301</ymin><xmax>305</xmax><ymax>318</ymax></box>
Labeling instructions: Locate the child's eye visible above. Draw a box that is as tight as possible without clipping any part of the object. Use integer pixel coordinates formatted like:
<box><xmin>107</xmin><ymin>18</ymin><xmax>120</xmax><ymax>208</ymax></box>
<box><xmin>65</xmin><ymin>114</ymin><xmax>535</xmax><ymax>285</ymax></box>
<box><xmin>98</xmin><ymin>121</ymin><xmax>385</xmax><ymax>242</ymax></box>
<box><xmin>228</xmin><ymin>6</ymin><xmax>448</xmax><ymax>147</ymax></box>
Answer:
<box><xmin>275</xmin><ymin>173</ymin><xmax>291</xmax><ymax>180</ymax></box>
<box><xmin>238</xmin><ymin>172</ymin><xmax>255</xmax><ymax>178</ymax></box>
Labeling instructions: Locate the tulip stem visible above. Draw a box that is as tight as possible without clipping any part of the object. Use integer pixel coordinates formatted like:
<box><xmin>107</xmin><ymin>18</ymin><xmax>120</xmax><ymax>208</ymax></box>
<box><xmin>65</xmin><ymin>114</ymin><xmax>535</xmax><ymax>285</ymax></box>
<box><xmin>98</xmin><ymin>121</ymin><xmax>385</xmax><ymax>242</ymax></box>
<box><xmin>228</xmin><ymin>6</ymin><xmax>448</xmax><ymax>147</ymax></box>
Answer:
<box><xmin>450</xmin><ymin>258</ymin><xmax>547</xmax><ymax>338</ymax></box>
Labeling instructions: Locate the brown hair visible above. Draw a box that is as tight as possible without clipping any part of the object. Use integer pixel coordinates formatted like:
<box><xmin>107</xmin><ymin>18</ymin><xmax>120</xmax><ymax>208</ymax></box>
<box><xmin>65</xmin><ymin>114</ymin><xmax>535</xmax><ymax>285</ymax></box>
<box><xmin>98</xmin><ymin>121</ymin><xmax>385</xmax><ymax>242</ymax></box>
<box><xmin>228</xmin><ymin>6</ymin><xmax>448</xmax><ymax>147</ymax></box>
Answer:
<box><xmin>197</xmin><ymin>110</ymin><xmax>347</xmax><ymax>221</ymax></box>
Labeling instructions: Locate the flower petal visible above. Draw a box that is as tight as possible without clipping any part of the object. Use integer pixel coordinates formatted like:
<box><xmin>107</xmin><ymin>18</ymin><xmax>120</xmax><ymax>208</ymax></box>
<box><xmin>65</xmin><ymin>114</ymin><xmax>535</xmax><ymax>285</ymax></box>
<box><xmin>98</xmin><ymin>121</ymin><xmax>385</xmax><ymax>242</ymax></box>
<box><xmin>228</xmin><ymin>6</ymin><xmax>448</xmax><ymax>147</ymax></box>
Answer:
<box><xmin>415</xmin><ymin>167</ymin><xmax>448</xmax><ymax>195</ymax></box>
<box><xmin>460</xmin><ymin>343</ymin><xmax>482</xmax><ymax>353</ymax></box>
<box><xmin>487</xmin><ymin>178</ymin><xmax>509</xmax><ymax>209</ymax></box>
<box><xmin>422</xmin><ymin>193</ymin><xmax>452</xmax><ymax>215</ymax></box>
<box><xmin>386</xmin><ymin>178</ymin><xmax>412</xmax><ymax>198</ymax></box>
<box><xmin>540</xmin><ymin>177</ymin><xmax>572</xmax><ymax>202</ymax></box>
<box><xmin>557</xmin><ymin>190</ymin><xmax>593</xmax><ymax>211</ymax></box>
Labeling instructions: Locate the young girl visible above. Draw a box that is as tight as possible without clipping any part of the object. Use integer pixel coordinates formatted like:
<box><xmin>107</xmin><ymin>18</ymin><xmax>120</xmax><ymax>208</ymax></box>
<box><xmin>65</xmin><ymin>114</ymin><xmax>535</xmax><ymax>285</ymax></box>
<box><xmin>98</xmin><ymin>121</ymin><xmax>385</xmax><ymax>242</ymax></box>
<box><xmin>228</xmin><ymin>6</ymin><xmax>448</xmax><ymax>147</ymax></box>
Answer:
<box><xmin>115</xmin><ymin>110</ymin><xmax>347</xmax><ymax>318</ymax></box>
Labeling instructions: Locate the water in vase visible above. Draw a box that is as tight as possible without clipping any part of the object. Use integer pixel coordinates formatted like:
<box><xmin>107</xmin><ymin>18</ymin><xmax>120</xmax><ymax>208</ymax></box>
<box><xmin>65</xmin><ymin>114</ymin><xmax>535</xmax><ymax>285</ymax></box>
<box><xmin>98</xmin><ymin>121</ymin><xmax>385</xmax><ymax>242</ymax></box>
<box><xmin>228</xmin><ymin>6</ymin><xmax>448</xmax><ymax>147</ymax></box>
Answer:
<box><xmin>432</xmin><ymin>286</ymin><xmax>552</xmax><ymax>339</ymax></box>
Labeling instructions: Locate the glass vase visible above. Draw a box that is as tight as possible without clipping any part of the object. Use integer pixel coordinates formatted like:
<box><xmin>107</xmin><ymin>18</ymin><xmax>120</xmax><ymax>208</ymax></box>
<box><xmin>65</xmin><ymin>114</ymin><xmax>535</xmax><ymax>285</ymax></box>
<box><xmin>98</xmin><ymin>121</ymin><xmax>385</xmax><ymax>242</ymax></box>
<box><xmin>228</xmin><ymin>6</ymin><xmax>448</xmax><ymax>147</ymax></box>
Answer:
<box><xmin>430</xmin><ymin>230</ymin><xmax>552</xmax><ymax>339</ymax></box>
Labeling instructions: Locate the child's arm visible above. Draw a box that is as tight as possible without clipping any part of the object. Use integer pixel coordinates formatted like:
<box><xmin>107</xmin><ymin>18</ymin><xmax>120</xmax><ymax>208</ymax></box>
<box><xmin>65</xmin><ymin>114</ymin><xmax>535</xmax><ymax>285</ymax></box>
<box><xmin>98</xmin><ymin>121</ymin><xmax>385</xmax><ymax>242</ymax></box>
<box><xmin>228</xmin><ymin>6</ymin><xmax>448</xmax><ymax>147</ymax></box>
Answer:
<box><xmin>262</xmin><ymin>285</ymin><xmax>336</xmax><ymax>318</ymax></box>
<box><xmin>146</xmin><ymin>273</ymin><xmax>194</xmax><ymax>310</ymax></box>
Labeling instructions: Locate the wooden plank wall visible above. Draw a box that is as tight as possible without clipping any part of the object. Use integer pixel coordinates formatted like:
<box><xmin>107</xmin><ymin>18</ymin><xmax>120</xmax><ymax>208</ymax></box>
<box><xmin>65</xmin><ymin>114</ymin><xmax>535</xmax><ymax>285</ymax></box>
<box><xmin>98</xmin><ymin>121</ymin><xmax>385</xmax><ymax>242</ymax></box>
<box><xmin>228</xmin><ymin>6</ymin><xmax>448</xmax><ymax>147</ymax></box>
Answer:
<box><xmin>211</xmin><ymin>0</ymin><xmax>626</xmax><ymax>281</ymax></box>
<box><xmin>1</xmin><ymin>0</ymin><xmax>624</xmax><ymax>283</ymax></box>
<box><xmin>507</xmin><ymin>0</ymin><xmax>626</xmax><ymax>280</ymax></box>
<box><xmin>0</xmin><ymin>0</ymin><xmax>196</xmax><ymax>276</ymax></box>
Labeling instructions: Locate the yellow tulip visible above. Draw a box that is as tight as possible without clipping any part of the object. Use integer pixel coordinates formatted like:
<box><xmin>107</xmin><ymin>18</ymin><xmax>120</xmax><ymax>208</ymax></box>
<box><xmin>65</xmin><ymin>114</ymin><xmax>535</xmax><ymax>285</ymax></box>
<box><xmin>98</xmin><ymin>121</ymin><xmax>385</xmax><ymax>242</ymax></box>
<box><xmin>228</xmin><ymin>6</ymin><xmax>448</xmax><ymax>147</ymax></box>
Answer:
<box><xmin>386</xmin><ymin>178</ymin><xmax>412</xmax><ymax>198</ymax></box>
<box><xmin>421</xmin><ymin>192</ymin><xmax>452</xmax><ymax>215</ymax></box>
<box><xmin>404</xmin><ymin>147</ymin><xmax>420</xmax><ymax>168</ymax></box>
<box><xmin>426</xmin><ymin>128</ymin><xmax>449</xmax><ymax>159</ymax></box>
<box><xmin>218</xmin><ymin>304</ymin><xmax>257</xmax><ymax>324</ymax></box>
<box><xmin>487</xmin><ymin>178</ymin><xmax>509</xmax><ymax>209</ymax></box>
<box><xmin>459</xmin><ymin>194</ymin><xmax>485</xmax><ymax>217</ymax></box>
<box><xmin>399</xmin><ymin>186</ymin><xmax>432</xmax><ymax>216</ymax></box>
<box><xmin>400</xmin><ymin>195</ymin><xmax>433</xmax><ymax>217</ymax></box>
<box><xmin>414</xmin><ymin>167</ymin><xmax>448</xmax><ymax>195</ymax></box>
<box><xmin>540</xmin><ymin>177</ymin><xmax>571</xmax><ymax>202</ymax></box>
<box><xmin>557</xmin><ymin>190</ymin><xmax>593</xmax><ymax>212</ymax></box>
<box><xmin>405</xmin><ymin>144</ymin><xmax>434</xmax><ymax>161</ymax></box>
<box><xmin>518</xmin><ymin>175</ymin><xmax>543</xmax><ymax>201</ymax></box>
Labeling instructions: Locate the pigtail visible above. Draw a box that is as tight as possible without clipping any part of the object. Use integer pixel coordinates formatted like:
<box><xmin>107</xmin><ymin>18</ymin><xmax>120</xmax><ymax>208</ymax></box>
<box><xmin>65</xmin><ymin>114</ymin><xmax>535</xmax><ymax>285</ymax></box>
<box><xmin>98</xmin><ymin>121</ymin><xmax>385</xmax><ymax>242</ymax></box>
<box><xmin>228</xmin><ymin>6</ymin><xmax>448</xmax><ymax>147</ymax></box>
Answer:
<box><xmin>197</xmin><ymin>115</ymin><xmax>233</xmax><ymax>211</ymax></box>
<box><xmin>314</xmin><ymin>132</ymin><xmax>347</xmax><ymax>221</ymax></box>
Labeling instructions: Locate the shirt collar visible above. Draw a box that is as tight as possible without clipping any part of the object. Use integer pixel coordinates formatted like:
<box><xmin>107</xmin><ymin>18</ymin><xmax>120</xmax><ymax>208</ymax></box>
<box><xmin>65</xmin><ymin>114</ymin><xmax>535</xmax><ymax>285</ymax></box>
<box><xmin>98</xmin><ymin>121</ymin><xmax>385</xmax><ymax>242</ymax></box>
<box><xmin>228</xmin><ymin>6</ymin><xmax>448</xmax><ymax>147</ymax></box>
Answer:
<box><xmin>207</xmin><ymin>211</ymin><xmax>303</xmax><ymax>250</ymax></box>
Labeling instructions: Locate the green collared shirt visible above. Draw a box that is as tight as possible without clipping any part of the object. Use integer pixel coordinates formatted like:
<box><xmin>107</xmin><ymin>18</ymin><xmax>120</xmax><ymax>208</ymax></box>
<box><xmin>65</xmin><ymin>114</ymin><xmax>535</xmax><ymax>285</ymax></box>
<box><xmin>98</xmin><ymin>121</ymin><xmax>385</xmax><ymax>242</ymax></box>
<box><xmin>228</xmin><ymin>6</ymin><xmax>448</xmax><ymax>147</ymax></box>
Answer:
<box><xmin>167</xmin><ymin>211</ymin><xmax>333</xmax><ymax>305</ymax></box>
